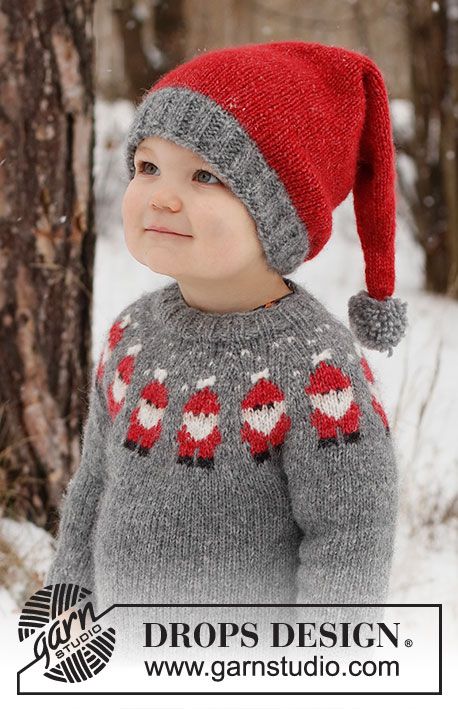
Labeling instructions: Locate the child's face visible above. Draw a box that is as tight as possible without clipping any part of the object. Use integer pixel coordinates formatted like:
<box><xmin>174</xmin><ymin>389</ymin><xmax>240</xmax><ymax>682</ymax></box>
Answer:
<box><xmin>122</xmin><ymin>136</ymin><xmax>267</xmax><ymax>281</ymax></box>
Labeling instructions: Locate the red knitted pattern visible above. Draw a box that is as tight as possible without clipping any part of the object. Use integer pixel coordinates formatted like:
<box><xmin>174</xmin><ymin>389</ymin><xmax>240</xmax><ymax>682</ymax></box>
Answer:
<box><xmin>100</xmin><ymin>347</ymin><xmax>390</xmax><ymax>465</ymax></box>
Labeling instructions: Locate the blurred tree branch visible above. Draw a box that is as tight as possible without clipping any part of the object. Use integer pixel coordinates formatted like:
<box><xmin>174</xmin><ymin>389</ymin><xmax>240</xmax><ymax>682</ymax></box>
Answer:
<box><xmin>112</xmin><ymin>0</ymin><xmax>187</xmax><ymax>103</ymax></box>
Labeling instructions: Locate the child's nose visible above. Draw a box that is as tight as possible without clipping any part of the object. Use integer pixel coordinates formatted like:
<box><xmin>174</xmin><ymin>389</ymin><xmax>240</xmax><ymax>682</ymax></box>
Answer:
<box><xmin>149</xmin><ymin>190</ymin><xmax>182</xmax><ymax>212</ymax></box>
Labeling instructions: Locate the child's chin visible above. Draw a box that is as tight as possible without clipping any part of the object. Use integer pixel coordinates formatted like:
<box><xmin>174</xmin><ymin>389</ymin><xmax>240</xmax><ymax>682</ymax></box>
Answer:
<box><xmin>142</xmin><ymin>259</ymin><xmax>183</xmax><ymax>279</ymax></box>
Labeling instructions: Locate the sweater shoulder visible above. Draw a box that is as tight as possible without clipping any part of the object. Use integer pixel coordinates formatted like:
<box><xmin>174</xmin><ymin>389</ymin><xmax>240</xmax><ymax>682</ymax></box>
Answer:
<box><xmin>290</xmin><ymin>285</ymin><xmax>358</xmax><ymax>363</ymax></box>
<box><xmin>93</xmin><ymin>288</ymin><xmax>166</xmax><ymax>397</ymax></box>
<box><xmin>284</xmin><ymin>287</ymin><xmax>377</xmax><ymax>408</ymax></box>
<box><xmin>285</xmin><ymin>292</ymin><xmax>390</xmax><ymax>437</ymax></box>
<box><xmin>100</xmin><ymin>287</ymin><xmax>165</xmax><ymax>345</ymax></box>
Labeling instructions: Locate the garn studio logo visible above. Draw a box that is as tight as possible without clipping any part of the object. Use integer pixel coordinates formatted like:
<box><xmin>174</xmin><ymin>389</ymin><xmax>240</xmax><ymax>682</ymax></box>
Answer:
<box><xmin>18</xmin><ymin>583</ymin><xmax>116</xmax><ymax>682</ymax></box>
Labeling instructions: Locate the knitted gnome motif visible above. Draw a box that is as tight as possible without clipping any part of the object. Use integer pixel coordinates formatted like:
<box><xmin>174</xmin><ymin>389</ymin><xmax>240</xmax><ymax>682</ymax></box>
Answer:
<box><xmin>305</xmin><ymin>349</ymin><xmax>361</xmax><ymax>448</ymax></box>
<box><xmin>176</xmin><ymin>375</ymin><xmax>222</xmax><ymax>469</ymax></box>
<box><xmin>96</xmin><ymin>313</ymin><xmax>131</xmax><ymax>384</ymax></box>
<box><xmin>124</xmin><ymin>41</ymin><xmax>408</xmax><ymax>356</ymax></box>
<box><xmin>124</xmin><ymin>367</ymin><xmax>169</xmax><ymax>456</ymax></box>
<box><xmin>107</xmin><ymin>343</ymin><xmax>142</xmax><ymax>420</ymax></box>
<box><xmin>240</xmin><ymin>368</ymin><xmax>291</xmax><ymax>463</ymax></box>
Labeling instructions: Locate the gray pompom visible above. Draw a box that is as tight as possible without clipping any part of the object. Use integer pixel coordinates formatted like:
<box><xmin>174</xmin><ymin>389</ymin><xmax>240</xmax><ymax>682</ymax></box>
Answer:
<box><xmin>348</xmin><ymin>290</ymin><xmax>408</xmax><ymax>357</ymax></box>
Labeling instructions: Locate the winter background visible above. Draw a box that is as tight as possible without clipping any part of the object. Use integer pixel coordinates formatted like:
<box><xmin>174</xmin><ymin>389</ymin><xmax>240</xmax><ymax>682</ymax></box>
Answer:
<box><xmin>1</xmin><ymin>96</ymin><xmax>457</xmax><ymax>702</ymax></box>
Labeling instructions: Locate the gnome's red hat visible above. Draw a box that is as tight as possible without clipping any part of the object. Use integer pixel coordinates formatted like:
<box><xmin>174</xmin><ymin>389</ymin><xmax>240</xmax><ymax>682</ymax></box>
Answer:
<box><xmin>124</xmin><ymin>41</ymin><xmax>408</xmax><ymax>355</ymax></box>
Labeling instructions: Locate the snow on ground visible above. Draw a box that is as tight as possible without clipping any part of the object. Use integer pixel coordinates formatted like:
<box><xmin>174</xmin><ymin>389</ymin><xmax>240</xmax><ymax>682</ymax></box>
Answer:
<box><xmin>1</xmin><ymin>98</ymin><xmax>457</xmax><ymax>656</ymax></box>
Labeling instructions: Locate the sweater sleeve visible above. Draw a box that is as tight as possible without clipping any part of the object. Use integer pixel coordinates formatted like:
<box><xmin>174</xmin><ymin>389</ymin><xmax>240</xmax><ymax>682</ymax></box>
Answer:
<box><xmin>281</xmin><ymin>343</ymin><xmax>400</xmax><ymax>623</ymax></box>
<box><xmin>45</xmin><ymin>368</ymin><xmax>109</xmax><ymax>593</ymax></box>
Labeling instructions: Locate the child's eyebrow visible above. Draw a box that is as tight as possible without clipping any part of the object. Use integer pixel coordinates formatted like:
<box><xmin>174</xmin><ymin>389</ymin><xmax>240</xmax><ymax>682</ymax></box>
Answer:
<box><xmin>135</xmin><ymin>145</ymin><xmax>205</xmax><ymax>165</ymax></box>
<box><xmin>135</xmin><ymin>145</ymin><xmax>155</xmax><ymax>156</ymax></box>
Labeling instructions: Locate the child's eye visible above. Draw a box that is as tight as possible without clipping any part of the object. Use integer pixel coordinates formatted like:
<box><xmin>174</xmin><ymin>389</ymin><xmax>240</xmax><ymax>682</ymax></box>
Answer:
<box><xmin>195</xmin><ymin>169</ymin><xmax>222</xmax><ymax>185</ymax></box>
<box><xmin>135</xmin><ymin>161</ymin><xmax>222</xmax><ymax>186</ymax></box>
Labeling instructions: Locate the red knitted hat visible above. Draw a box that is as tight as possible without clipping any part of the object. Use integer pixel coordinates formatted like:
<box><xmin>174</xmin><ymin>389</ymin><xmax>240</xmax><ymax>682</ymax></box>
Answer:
<box><xmin>124</xmin><ymin>41</ymin><xmax>408</xmax><ymax>356</ymax></box>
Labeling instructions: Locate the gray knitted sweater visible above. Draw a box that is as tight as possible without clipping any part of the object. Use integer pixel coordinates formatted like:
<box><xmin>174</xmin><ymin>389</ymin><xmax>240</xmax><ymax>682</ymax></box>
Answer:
<box><xmin>46</xmin><ymin>278</ymin><xmax>399</xmax><ymax>616</ymax></box>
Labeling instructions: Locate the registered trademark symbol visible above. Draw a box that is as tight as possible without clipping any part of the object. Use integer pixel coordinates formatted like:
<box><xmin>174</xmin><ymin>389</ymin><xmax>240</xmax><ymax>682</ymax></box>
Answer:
<box><xmin>405</xmin><ymin>638</ymin><xmax>413</xmax><ymax>647</ymax></box>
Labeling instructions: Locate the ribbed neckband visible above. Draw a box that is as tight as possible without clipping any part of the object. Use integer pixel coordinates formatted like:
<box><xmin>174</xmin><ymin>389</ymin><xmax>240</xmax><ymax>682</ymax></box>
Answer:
<box><xmin>154</xmin><ymin>278</ymin><xmax>312</xmax><ymax>342</ymax></box>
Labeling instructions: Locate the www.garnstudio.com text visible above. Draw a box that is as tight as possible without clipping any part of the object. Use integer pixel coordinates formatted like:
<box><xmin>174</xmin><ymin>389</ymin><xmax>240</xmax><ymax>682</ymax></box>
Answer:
<box><xmin>142</xmin><ymin>655</ymin><xmax>399</xmax><ymax>681</ymax></box>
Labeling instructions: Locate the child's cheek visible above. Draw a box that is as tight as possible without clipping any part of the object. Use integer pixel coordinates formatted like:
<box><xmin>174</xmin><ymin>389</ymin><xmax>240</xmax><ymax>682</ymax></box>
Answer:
<box><xmin>122</xmin><ymin>182</ymin><xmax>141</xmax><ymax>226</ymax></box>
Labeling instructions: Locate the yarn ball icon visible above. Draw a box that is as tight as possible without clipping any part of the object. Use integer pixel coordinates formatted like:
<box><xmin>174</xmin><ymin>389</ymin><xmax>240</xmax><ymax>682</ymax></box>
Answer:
<box><xmin>18</xmin><ymin>582</ymin><xmax>116</xmax><ymax>682</ymax></box>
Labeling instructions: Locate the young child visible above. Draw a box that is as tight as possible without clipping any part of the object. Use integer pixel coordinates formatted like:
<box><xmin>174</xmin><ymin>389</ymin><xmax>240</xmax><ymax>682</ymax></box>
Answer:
<box><xmin>46</xmin><ymin>42</ymin><xmax>408</xmax><ymax>625</ymax></box>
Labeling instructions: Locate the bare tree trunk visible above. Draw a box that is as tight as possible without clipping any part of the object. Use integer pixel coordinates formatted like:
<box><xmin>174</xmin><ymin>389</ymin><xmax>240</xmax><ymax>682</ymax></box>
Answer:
<box><xmin>113</xmin><ymin>0</ymin><xmax>187</xmax><ymax>104</ymax></box>
<box><xmin>405</xmin><ymin>0</ymin><xmax>458</xmax><ymax>296</ymax></box>
<box><xmin>0</xmin><ymin>0</ymin><xmax>96</xmax><ymax>530</ymax></box>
